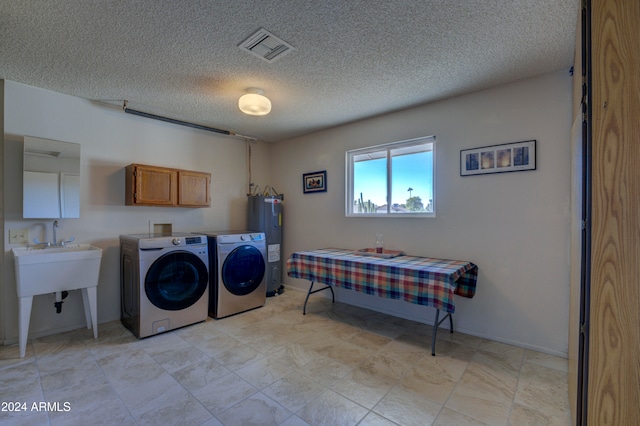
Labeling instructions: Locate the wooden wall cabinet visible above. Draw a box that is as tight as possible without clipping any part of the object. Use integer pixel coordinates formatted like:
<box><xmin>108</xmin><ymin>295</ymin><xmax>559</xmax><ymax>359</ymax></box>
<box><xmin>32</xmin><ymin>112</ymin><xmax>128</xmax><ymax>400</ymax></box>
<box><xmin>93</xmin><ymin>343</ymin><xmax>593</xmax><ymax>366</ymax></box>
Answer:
<box><xmin>177</xmin><ymin>170</ymin><xmax>211</xmax><ymax>207</ymax></box>
<box><xmin>125</xmin><ymin>164</ymin><xmax>210</xmax><ymax>207</ymax></box>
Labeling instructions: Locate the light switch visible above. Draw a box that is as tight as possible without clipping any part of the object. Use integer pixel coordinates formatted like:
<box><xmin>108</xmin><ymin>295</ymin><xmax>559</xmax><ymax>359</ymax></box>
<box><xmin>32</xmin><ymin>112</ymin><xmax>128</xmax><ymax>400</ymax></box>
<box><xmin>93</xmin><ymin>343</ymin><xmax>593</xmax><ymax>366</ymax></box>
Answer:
<box><xmin>9</xmin><ymin>228</ymin><xmax>29</xmax><ymax>244</ymax></box>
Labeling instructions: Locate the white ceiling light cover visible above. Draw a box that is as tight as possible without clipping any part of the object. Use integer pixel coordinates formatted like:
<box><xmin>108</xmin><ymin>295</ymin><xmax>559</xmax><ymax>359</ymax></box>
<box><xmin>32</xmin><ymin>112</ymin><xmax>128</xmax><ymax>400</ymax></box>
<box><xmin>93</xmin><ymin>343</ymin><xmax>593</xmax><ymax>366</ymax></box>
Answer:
<box><xmin>239</xmin><ymin>88</ymin><xmax>272</xmax><ymax>116</ymax></box>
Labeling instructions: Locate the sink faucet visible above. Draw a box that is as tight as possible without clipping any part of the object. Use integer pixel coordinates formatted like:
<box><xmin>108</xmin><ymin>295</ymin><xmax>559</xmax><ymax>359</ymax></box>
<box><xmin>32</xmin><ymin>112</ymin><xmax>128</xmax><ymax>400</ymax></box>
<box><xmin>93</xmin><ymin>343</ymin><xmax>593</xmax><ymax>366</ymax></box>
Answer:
<box><xmin>31</xmin><ymin>220</ymin><xmax>74</xmax><ymax>247</ymax></box>
<box><xmin>53</xmin><ymin>220</ymin><xmax>59</xmax><ymax>246</ymax></box>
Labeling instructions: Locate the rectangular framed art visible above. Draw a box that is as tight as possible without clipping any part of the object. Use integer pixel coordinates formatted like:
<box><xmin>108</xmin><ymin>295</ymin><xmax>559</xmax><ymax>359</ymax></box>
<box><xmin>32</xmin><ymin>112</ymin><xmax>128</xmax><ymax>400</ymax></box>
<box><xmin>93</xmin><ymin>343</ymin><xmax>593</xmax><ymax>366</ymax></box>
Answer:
<box><xmin>460</xmin><ymin>140</ymin><xmax>536</xmax><ymax>176</ymax></box>
<box><xmin>303</xmin><ymin>170</ymin><xmax>326</xmax><ymax>193</ymax></box>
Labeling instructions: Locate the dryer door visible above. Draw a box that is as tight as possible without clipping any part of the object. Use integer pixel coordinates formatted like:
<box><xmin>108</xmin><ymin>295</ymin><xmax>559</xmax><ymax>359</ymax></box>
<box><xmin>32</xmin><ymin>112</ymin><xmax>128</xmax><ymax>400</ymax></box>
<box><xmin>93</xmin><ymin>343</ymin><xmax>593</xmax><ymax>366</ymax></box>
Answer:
<box><xmin>221</xmin><ymin>245</ymin><xmax>266</xmax><ymax>295</ymax></box>
<box><xmin>145</xmin><ymin>251</ymin><xmax>209</xmax><ymax>311</ymax></box>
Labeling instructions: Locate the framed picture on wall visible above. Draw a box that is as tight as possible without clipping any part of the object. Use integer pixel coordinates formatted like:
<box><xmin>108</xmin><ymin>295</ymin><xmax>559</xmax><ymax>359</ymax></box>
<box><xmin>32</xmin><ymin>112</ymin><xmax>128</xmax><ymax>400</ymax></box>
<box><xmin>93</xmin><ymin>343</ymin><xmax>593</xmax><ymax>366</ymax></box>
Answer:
<box><xmin>460</xmin><ymin>140</ymin><xmax>536</xmax><ymax>176</ymax></box>
<box><xmin>303</xmin><ymin>170</ymin><xmax>327</xmax><ymax>193</ymax></box>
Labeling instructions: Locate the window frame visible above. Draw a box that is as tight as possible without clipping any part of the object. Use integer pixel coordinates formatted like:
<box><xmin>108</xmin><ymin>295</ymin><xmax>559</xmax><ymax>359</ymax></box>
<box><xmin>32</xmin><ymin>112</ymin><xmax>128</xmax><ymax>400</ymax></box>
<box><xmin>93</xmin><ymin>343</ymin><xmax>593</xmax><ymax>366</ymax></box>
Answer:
<box><xmin>345</xmin><ymin>135</ymin><xmax>436</xmax><ymax>218</ymax></box>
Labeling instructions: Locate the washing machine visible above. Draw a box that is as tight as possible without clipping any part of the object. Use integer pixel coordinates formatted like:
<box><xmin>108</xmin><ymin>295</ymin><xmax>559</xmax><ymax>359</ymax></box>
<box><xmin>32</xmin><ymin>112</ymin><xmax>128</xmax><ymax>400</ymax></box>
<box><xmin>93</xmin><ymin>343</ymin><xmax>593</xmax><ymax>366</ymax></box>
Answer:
<box><xmin>120</xmin><ymin>232</ymin><xmax>209</xmax><ymax>338</ymax></box>
<box><xmin>194</xmin><ymin>230</ymin><xmax>267</xmax><ymax>319</ymax></box>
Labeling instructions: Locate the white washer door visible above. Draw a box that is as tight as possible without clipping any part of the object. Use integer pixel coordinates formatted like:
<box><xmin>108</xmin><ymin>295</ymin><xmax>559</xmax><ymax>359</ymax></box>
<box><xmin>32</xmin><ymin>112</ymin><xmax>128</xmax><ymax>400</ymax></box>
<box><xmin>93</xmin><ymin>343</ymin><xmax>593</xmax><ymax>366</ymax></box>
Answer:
<box><xmin>221</xmin><ymin>245</ymin><xmax>265</xmax><ymax>295</ymax></box>
<box><xmin>145</xmin><ymin>251</ymin><xmax>208</xmax><ymax>310</ymax></box>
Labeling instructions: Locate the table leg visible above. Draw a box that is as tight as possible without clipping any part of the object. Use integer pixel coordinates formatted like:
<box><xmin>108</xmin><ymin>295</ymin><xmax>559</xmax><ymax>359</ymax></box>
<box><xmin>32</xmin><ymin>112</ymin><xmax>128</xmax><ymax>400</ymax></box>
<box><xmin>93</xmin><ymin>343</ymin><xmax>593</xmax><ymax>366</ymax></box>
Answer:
<box><xmin>18</xmin><ymin>296</ymin><xmax>33</xmax><ymax>358</ymax></box>
<box><xmin>303</xmin><ymin>281</ymin><xmax>335</xmax><ymax>315</ymax></box>
<box><xmin>431</xmin><ymin>309</ymin><xmax>453</xmax><ymax>356</ymax></box>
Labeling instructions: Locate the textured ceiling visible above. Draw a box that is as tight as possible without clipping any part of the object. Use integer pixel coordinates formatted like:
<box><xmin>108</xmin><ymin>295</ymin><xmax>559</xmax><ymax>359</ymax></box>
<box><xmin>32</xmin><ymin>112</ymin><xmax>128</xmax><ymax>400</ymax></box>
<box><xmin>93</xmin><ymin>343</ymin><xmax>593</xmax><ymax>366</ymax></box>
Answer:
<box><xmin>0</xmin><ymin>1</ymin><xmax>578</xmax><ymax>142</ymax></box>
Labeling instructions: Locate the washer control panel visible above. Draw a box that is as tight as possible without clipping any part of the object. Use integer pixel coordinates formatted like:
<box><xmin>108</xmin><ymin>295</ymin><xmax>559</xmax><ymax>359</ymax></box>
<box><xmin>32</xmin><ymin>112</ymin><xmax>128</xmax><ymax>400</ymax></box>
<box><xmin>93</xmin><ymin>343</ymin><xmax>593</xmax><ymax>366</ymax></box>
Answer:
<box><xmin>184</xmin><ymin>236</ymin><xmax>203</xmax><ymax>245</ymax></box>
<box><xmin>136</xmin><ymin>234</ymin><xmax>206</xmax><ymax>249</ymax></box>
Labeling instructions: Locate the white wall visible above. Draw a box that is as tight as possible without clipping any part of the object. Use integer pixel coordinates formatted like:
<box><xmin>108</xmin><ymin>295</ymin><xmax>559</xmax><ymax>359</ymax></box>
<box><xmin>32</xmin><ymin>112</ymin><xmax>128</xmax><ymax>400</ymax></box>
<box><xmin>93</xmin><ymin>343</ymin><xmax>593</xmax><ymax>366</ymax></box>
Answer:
<box><xmin>2</xmin><ymin>81</ymin><xmax>271</xmax><ymax>344</ymax></box>
<box><xmin>271</xmin><ymin>71</ymin><xmax>572</xmax><ymax>356</ymax></box>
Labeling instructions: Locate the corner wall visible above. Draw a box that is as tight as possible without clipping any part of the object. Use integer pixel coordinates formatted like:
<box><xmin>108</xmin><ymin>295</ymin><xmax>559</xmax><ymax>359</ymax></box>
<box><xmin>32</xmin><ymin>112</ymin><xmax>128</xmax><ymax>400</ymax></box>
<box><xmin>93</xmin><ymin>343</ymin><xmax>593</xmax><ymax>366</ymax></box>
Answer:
<box><xmin>272</xmin><ymin>71</ymin><xmax>573</xmax><ymax>356</ymax></box>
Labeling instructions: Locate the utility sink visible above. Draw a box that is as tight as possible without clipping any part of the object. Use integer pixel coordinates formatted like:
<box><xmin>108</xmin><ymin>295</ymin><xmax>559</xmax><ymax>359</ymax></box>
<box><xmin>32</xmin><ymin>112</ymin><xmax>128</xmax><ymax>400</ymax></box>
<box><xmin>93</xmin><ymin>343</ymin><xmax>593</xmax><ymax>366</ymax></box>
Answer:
<box><xmin>12</xmin><ymin>244</ymin><xmax>102</xmax><ymax>297</ymax></box>
<box><xmin>11</xmin><ymin>244</ymin><xmax>103</xmax><ymax>357</ymax></box>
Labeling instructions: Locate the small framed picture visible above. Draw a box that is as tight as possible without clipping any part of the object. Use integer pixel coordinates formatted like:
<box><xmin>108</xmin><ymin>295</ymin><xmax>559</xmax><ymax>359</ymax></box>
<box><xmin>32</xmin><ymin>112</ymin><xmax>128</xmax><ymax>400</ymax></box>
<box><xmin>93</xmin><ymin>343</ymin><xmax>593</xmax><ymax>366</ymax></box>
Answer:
<box><xmin>303</xmin><ymin>170</ymin><xmax>326</xmax><ymax>193</ymax></box>
<box><xmin>461</xmin><ymin>140</ymin><xmax>536</xmax><ymax>176</ymax></box>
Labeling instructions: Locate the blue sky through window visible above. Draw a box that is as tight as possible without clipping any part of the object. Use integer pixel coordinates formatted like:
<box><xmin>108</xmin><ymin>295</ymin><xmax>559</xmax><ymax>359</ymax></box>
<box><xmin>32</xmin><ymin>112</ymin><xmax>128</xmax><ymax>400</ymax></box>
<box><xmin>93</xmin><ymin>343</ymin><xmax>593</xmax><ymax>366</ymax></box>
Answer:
<box><xmin>353</xmin><ymin>151</ymin><xmax>433</xmax><ymax>207</ymax></box>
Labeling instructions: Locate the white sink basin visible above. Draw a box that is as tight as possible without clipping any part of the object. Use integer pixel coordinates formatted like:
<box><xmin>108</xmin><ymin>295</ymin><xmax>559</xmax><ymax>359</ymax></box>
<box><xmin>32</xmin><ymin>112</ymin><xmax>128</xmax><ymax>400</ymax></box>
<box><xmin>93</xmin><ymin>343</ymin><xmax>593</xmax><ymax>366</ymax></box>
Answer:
<box><xmin>12</xmin><ymin>244</ymin><xmax>102</xmax><ymax>297</ymax></box>
<box><xmin>12</xmin><ymin>244</ymin><xmax>103</xmax><ymax>357</ymax></box>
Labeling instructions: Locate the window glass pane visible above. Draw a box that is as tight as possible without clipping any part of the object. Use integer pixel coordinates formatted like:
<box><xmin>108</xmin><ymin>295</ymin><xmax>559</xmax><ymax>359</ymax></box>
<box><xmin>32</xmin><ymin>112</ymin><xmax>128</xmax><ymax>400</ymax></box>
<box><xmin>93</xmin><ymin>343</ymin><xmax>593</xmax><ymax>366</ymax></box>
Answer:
<box><xmin>346</xmin><ymin>136</ymin><xmax>435</xmax><ymax>217</ymax></box>
<box><xmin>391</xmin><ymin>150</ymin><xmax>433</xmax><ymax>213</ymax></box>
<box><xmin>353</xmin><ymin>156</ymin><xmax>387</xmax><ymax>213</ymax></box>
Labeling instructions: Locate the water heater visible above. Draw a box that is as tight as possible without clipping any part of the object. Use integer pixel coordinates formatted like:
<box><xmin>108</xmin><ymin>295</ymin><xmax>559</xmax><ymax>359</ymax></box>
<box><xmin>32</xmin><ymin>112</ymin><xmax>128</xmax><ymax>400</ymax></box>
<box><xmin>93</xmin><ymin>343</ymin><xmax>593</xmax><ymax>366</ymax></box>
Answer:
<box><xmin>247</xmin><ymin>195</ymin><xmax>283</xmax><ymax>296</ymax></box>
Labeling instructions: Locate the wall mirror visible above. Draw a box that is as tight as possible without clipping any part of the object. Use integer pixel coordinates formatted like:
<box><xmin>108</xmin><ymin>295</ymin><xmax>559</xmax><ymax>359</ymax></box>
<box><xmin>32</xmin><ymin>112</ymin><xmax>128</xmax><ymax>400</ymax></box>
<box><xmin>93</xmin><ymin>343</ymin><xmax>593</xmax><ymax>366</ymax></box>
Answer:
<box><xmin>23</xmin><ymin>136</ymin><xmax>81</xmax><ymax>218</ymax></box>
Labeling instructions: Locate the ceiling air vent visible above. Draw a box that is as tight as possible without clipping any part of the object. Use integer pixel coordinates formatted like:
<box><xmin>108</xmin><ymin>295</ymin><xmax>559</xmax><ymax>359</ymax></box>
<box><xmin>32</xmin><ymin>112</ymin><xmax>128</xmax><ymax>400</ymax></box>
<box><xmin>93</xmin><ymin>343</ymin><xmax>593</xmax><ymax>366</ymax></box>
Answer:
<box><xmin>239</xmin><ymin>28</ymin><xmax>294</xmax><ymax>63</ymax></box>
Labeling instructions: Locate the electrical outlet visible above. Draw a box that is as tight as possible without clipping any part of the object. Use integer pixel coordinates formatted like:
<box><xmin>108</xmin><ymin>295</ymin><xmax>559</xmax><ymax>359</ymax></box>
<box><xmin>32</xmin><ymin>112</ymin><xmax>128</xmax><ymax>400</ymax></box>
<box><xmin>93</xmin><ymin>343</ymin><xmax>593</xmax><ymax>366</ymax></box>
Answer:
<box><xmin>9</xmin><ymin>228</ymin><xmax>30</xmax><ymax>244</ymax></box>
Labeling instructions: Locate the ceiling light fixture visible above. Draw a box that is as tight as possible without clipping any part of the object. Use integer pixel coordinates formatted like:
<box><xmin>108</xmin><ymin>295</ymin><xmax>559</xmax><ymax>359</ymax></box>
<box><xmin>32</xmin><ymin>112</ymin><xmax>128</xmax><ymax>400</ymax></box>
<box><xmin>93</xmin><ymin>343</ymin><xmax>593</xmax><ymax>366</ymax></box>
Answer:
<box><xmin>239</xmin><ymin>88</ymin><xmax>271</xmax><ymax>116</ymax></box>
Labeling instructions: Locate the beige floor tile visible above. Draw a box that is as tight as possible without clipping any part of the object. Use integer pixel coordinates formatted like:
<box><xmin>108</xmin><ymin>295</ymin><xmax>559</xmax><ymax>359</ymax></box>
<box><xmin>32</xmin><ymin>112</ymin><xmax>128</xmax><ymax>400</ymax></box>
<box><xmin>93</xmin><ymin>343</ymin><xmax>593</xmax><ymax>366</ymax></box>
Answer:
<box><xmin>429</xmin><ymin>337</ymin><xmax>478</xmax><ymax>362</ymax></box>
<box><xmin>214</xmin><ymin>343</ymin><xmax>265</xmax><ymax>371</ymax></box>
<box><xmin>0</xmin><ymin>371</ymin><xmax>46</xmax><ymax>425</ymax></box>
<box><xmin>39</xmin><ymin>355</ymin><xmax>104</xmax><ymax>393</ymax></box>
<box><xmin>280</xmin><ymin>415</ymin><xmax>312</xmax><ymax>426</ymax></box>
<box><xmin>231</xmin><ymin>321</ymin><xmax>272</xmax><ymax>343</ymax></box>
<box><xmin>173</xmin><ymin>318</ymin><xmax>223</xmax><ymax>341</ymax></box>
<box><xmin>118</xmin><ymin>373</ymin><xmax>186</xmax><ymax>417</ymax></box>
<box><xmin>397</xmin><ymin>356</ymin><xmax>461</xmax><ymax>405</ymax></box>
<box><xmin>297</xmin><ymin>389</ymin><xmax>369</xmax><ymax>426</ymax></box>
<box><xmin>33</xmin><ymin>346</ymin><xmax>95</xmax><ymax>376</ymax></box>
<box><xmin>236</xmin><ymin>354</ymin><xmax>295</xmax><ymax>389</ymax></box>
<box><xmin>0</xmin><ymin>359</ymin><xmax>40</xmax><ymax>390</ymax></box>
<box><xmin>297</xmin><ymin>333</ymin><xmax>376</xmax><ymax>369</ymax></box>
<box><xmin>514</xmin><ymin>364</ymin><xmax>571</xmax><ymax>421</ymax></box>
<box><xmin>523</xmin><ymin>349</ymin><xmax>568</xmax><ymax>373</ymax></box>
<box><xmin>170</xmin><ymin>357</ymin><xmax>231</xmax><ymax>391</ymax></box>
<box><xmin>0</xmin><ymin>343</ymin><xmax>35</xmax><ymax>368</ymax></box>
<box><xmin>434</xmin><ymin>407</ymin><xmax>489</xmax><ymax>426</ymax></box>
<box><xmin>134</xmin><ymin>393</ymin><xmax>212</xmax><ymax>426</ymax></box>
<box><xmin>359</xmin><ymin>411</ymin><xmax>400</xmax><ymax>425</ymax></box>
<box><xmin>47</xmin><ymin>377</ymin><xmax>133</xmax><ymax>425</ymax></box>
<box><xmin>0</xmin><ymin>288</ymin><xmax>572</xmax><ymax>426</ymax></box>
<box><xmin>358</xmin><ymin>352</ymin><xmax>410</xmax><ymax>383</ymax></box>
<box><xmin>269</xmin><ymin>342</ymin><xmax>322</xmax><ymax>369</ymax></box>
<box><xmin>248</xmin><ymin>331</ymin><xmax>297</xmax><ymax>355</ymax></box>
<box><xmin>445</xmin><ymin>360</ymin><xmax>518</xmax><ymax>425</ymax></box>
<box><xmin>83</xmin><ymin>319</ymin><xmax>137</xmax><ymax>344</ymax></box>
<box><xmin>145</xmin><ymin>342</ymin><xmax>209</xmax><ymax>373</ymax></box>
<box><xmin>96</xmin><ymin>348</ymin><xmax>164</xmax><ymax>385</ymax></box>
<box><xmin>332</xmin><ymin>366</ymin><xmax>397</xmax><ymax>408</ymax></box>
<box><xmin>518</xmin><ymin>360</ymin><xmax>569</xmax><ymax>389</ymax></box>
<box><xmin>475</xmin><ymin>340</ymin><xmax>525</xmax><ymax>377</ymax></box>
<box><xmin>199</xmin><ymin>416</ymin><xmax>225</xmax><ymax>426</ymax></box>
<box><xmin>196</xmin><ymin>333</ymin><xmax>244</xmax><ymax>358</ymax></box>
<box><xmin>509</xmin><ymin>402</ymin><xmax>571</xmax><ymax>425</ymax></box>
<box><xmin>373</xmin><ymin>386</ymin><xmax>442</xmax><ymax>426</ymax></box>
<box><xmin>263</xmin><ymin>373</ymin><xmax>326</xmax><ymax>412</ymax></box>
<box><xmin>377</xmin><ymin>338</ymin><xmax>428</xmax><ymax>367</ymax></box>
<box><xmin>1</xmin><ymin>409</ymin><xmax>50</xmax><ymax>426</ymax></box>
<box><xmin>348</xmin><ymin>329</ymin><xmax>392</xmax><ymax>352</ymax></box>
<box><xmin>216</xmin><ymin>392</ymin><xmax>291</xmax><ymax>426</ymax></box>
<box><xmin>295</xmin><ymin>355</ymin><xmax>353</xmax><ymax>387</ymax></box>
<box><xmin>438</xmin><ymin>329</ymin><xmax>486</xmax><ymax>350</ymax></box>
<box><xmin>192</xmin><ymin>372</ymin><xmax>258</xmax><ymax>415</ymax></box>
<box><xmin>359</xmin><ymin>318</ymin><xmax>407</xmax><ymax>340</ymax></box>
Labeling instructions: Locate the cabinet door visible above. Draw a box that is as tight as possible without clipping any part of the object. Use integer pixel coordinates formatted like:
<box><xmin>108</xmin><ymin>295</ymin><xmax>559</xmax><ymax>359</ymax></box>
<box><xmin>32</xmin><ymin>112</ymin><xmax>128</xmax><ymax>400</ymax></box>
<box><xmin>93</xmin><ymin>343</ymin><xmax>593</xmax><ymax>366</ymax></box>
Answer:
<box><xmin>127</xmin><ymin>164</ymin><xmax>178</xmax><ymax>206</ymax></box>
<box><xmin>178</xmin><ymin>170</ymin><xmax>211</xmax><ymax>207</ymax></box>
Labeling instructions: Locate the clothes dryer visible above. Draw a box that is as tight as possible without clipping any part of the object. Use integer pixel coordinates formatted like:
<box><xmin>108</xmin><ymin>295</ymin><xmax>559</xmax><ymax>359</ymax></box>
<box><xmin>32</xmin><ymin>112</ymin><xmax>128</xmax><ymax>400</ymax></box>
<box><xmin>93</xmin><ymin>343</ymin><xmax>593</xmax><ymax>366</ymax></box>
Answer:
<box><xmin>120</xmin><ymin>233</ymin><xmax>209</xmax><ymax>338</ymax></box>
<box><xmin>194</xmin><ymin>231</ymin><xmax>267</xmax><ymax>318</ymax></box>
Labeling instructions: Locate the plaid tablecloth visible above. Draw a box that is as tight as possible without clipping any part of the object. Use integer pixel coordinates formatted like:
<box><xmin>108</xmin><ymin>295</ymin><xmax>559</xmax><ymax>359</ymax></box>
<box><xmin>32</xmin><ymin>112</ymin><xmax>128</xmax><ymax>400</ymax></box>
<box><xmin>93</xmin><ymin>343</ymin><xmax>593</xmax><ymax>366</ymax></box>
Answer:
<box><xmin>287</xmin><ymin>248</ymin><xmax>478</xmax><ymax>313</ymax></box>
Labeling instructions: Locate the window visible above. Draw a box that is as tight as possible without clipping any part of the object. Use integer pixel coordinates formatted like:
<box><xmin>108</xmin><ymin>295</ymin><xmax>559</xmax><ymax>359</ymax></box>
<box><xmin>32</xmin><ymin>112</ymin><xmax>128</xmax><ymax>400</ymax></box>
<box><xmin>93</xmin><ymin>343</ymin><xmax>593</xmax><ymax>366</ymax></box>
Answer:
<box><xmin>346</xmin><ymin>136</ymin><xmax>435</xmax><ymax>217</ymax></box>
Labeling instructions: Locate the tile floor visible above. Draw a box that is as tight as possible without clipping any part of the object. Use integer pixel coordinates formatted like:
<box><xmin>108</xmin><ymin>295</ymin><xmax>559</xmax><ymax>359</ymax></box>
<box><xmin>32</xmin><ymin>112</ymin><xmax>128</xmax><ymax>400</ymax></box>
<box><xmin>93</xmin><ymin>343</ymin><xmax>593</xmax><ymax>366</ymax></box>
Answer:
<box><xmin>0</xmin><ymin>288</ymin><xmax>571</xmax><ymax>425</ymax></box>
